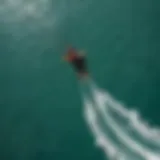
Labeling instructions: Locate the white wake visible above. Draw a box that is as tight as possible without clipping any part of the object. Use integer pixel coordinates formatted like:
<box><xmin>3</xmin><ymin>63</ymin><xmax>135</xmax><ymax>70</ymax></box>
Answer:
<box><xmin>81</xmin><ymin>80</ymin><xmax>160</xmax><ymax>160</ymax></box>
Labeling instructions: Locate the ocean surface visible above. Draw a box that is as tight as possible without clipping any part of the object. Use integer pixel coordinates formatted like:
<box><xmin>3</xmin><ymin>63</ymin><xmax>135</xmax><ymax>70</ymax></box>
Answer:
<box><xmin>0</xmin><ymin>0</ymin><xmax>160</xmax><ymax>160</ymax></box>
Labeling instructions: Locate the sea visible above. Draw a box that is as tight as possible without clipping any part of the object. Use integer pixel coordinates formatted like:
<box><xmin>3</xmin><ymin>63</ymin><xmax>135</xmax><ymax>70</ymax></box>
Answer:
<box><xmin>0</xmin><ymin>0</ymin><xmax>160</xmax><ymax>160</ymax></box>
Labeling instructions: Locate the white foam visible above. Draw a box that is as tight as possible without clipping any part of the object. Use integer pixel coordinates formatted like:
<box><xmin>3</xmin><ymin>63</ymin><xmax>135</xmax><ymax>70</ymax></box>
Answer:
<box><xmin>82</xmin><ymin>81</ymin><xmax>160</xmax><ymax>160</ymax></box>
<box><xmin>84</xmin><ymin>99</ymin><xmax>124</xmax><ymax>159</ymax></box>
<box><xmin>90</xmin><ymin>82</ymin><xmax>160</xmax><ymax>145</ymax></box>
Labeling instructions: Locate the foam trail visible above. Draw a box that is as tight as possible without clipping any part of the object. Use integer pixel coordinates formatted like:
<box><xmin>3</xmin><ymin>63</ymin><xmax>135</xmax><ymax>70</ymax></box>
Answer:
<box><xmin>102</xmin><ymin>92</ymin><xmax>160</xmax><ymax>144</ymax></box>
<box><xmin>81</xmin><ymin>80</ymin><xmax>160</xmax><ymax>160</ymax></box>
<box><xmin>84</xmin><ymin>100</ymin><xmax>119</xmax><ymax>159</ymax></box>
<box><xmin>91</xmin><ymin>87</ymin><xmax>160</xmax><ymax>159</ymax></box>
<box><xmin>89</xmin><ymin>81</ymin><xmax>160</xmax><ymax>144</ymax></box>
<box><xmin>83</xmin><ymin>97</ymin><xmax>133</xmax><ymax>160</ymax></box>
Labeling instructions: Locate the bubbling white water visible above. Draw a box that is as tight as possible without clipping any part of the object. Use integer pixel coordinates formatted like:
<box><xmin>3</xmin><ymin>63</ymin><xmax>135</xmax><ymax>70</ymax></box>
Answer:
<box><xmin>82</xmin><ymin>81</ymin><xmax>160</xmax><ymax>160</ymax></box>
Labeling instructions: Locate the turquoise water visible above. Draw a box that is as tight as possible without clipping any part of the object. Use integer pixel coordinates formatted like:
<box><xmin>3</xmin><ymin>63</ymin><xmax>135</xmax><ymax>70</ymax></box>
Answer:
<box><xmin>0</xmin><ymin>0</ymin><xmax>160</xmax><ymax>160</ymax></box>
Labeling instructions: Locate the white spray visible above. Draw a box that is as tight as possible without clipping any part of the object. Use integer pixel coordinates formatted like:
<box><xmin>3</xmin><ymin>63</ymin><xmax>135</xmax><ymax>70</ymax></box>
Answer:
<box><xmin>81</xmin><ymin>80</ymin><xmax>160</xmax><ymax>160</ymax></box>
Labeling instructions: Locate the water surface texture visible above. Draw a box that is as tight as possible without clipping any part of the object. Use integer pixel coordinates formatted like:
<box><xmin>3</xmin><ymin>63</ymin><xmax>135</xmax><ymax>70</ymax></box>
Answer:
<box><xmin>0</xmin><ymin>0</ymin><xmax>160</xmax><ymax>160</ymax></box>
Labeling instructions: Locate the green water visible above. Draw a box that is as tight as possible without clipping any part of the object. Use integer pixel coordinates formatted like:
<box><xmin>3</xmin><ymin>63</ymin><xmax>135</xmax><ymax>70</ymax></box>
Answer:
<box><xmin>0</xmin><ymin>0</ymin><xmax>160</xmax><ymax>159</ymax></box>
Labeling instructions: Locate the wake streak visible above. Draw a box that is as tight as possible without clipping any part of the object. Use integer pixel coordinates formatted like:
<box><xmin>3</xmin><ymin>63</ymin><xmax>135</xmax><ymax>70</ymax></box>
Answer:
<box><xmin>84</xmin><ymin>101</ymin><xmax>119</xmax><ymax>159</ymax></box>
<box><xmin>81</xmin><ymin>80</ymin><xmax>160</xmax><ymax>160</ymax></box>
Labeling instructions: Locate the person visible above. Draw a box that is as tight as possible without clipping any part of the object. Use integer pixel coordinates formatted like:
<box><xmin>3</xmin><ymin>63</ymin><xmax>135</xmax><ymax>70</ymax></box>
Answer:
<box><xmin>63</xmin><ymin>47</ymin><xmax>89</xmax><ymax>79</ymax></box>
